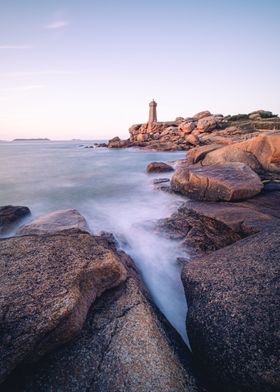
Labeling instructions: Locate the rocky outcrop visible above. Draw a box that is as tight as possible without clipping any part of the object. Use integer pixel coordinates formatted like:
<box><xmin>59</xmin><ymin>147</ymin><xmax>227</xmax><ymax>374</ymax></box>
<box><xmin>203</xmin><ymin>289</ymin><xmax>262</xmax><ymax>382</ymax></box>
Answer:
<box><xmin>200</xmin><ymin>134</ymin><xmax>280</xmax><ymax>174</ymax></box>
<box><xmin>108</xmin><ymin>137</ymin><xmax>131</xmax><ymax>148</ymax></box>
<box><xmin>193</xmin><ymin>111</ymin><xmax>212</xmax><ymax>120</ymax></box>
<box><xmin>0</xmin><ymin>229</ymin><xmax>127</xmax><ymax>382</ymax></box>
<box><xmin>185</xmin><ymin>144</ymin><xmax>223</xmax><ymax>164</ymax></box>
<box><xmin>157</xmin><ymin>205</ymin><xmax>241</xmax><ymax>254</ymax></box>
<box><xmin>180</xmin><ymin>196</ymin><xmax>277</xmax><ymax>235</ymax></box>
<box><xmin>128</xmin><ymin>113</ymin><xmax>225</xmax><ymax>151</ymax></box>
<box><xmin>16</xmin><ymin>209</ymin><xmax>90</xmax><ymax>235</ymax></box>
<box><xmin>146</xmin><ymin>162</ymin><xmax>174</xmax><ymax>173</ymax></box>
<box><xmin>157</xmin><ymin>191</ymin><xmax>280</xmax><ymax>253</ymax></box>
<box><xmin>171</xmin><ymin>163</ymin><xmax>263</xmax><ymax>201</ymax></box>
<box><xmin>103</xmin><ymin>110</ymin><xmax>280</xmax><ymax>151</ymax></box>
<box><xmin>124</xmin><ymin>110</ymin><xmax>280</xmax><ymax>151</ymax></box>
<box><xmin>182</xmin><ymin>226</ymin><xmax>280</xmax><ymax>392</ymax></box>
<box><xmin>2</xmin><ymin>240</ymin><xmax>202</xmax><ymax>392</ymax></box>
<box><xmin>0</xmin><ymin>206</ymin><xmax>30</xmax><ymax>235</ymax></box>
<box><xmin>196</xmin><ymin>116</ymin><xmax>219</xmax><ymax>133</ymax></box>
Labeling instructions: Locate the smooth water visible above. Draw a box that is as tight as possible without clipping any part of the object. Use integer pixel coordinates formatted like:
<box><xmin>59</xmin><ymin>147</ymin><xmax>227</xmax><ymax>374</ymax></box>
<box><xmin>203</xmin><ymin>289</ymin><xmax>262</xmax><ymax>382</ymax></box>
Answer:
<box><xmin>0</xmin><ymin>141</ymin><xmax>189</xmax><ymax>342</ymax></box>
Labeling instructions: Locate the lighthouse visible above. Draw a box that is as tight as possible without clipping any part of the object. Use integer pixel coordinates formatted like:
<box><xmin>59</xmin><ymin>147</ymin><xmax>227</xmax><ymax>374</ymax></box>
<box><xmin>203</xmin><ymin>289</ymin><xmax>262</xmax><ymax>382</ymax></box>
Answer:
<box><xmin>148</xmin><ymin>99</ymin><xmax>157</xmax><ymax>125</ymax></box>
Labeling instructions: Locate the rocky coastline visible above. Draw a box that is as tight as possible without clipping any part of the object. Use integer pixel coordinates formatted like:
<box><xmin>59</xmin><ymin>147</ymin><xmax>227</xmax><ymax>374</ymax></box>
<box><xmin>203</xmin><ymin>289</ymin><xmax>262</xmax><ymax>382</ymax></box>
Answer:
<box><xmin>1</xmin><ymin>109</ymin><xmax>280</xmax><ymax>392</ymax></box>
<box><xmin>144</xmin><ymin>120</ymin><xmax>280</xmax><ymax>391</ymax></box>
<box><xmin>96</xmin><ymin>109</ymin><xmax>280</xmax><ymax>151</ymax></box>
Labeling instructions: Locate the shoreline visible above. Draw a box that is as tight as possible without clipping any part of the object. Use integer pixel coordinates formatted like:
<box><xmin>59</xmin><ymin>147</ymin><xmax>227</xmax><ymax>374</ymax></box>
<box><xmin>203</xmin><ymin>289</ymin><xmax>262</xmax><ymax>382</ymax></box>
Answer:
<box><xmin>0</xmin><ymin>116</ymin><xmax>280</xmax><ymax>392</ymax></box>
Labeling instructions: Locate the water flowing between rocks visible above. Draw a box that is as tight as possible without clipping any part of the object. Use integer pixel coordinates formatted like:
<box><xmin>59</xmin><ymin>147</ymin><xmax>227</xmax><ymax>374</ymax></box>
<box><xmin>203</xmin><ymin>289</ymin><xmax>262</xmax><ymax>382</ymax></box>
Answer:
<box><xmin>0</xmin><ymin>141</ymin><xmax>189</xmax><ymax>342</ymax></box>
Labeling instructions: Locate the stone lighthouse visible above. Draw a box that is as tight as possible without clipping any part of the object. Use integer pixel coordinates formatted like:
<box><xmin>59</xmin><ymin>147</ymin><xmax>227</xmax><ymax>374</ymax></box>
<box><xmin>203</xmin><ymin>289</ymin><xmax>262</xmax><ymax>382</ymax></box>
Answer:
<box><xmin>148</xmin><ymin>99</ymin><xmax>157</xmax><ymax>125</ymax></box>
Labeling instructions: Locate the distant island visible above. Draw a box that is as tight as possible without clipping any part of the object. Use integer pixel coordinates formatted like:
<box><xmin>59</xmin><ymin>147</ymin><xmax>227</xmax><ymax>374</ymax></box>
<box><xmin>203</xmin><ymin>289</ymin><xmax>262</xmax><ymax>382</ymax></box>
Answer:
<box><xmin>12</xmin><ymin>138</ymin><xmax>50</xmax><ymax>142</ymax></box>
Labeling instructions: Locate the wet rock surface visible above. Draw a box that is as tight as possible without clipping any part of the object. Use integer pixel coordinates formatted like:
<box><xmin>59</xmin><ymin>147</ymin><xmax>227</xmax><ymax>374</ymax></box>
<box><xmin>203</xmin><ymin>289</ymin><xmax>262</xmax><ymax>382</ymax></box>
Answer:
<box><xmin>0</xmin><ymin>229</ymin><xmax>127</xmax><ymax>382</ymax></box>
<box><xmin>0</xmin><ymin>205</ymin><xmax>31</xmax><ymax>235</ymax></box>
<box><xmin>2</xmin><ymin>249</ymin><xmax>203</xmax><ymax>392</ymax></box>
<box><xmin>182</xmin><ymin>226</ymin><xmax>280</xmax><ymax>392</ymax></box>
<box><xmin>171</xmin><ymin>163</ymin><xmax>263</xmax><ymax>201</ymax></box>
<box><xmin>16</xmin><ymin>209</ymin><xmax>90</xmax><ymax>235</ymax></box>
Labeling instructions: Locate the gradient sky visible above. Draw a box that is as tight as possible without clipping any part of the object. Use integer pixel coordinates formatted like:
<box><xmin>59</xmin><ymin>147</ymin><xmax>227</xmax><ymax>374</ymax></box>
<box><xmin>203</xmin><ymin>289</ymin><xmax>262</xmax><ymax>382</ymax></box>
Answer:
<box><xmin>0</xmin><ymin>0</ymin><xmax>279</xmax><ymax>140</ymax></box>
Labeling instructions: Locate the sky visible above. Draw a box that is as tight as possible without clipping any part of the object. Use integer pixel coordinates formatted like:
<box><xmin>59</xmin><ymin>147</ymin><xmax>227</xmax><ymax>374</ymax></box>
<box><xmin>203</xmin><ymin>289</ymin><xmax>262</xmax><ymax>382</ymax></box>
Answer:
<box><xmin>0</xmin><ymin>0</ymin><xmax>279</xmax><ymax>140</ymax></box>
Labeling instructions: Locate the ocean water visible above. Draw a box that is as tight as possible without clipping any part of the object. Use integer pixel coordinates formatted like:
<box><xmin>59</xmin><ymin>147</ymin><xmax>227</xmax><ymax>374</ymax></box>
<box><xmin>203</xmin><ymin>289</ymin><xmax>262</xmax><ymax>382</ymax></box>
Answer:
<box><xmin>0</xmin><ymin>141</ymin><xmax>189</xmax><ymax>343</ymax></box>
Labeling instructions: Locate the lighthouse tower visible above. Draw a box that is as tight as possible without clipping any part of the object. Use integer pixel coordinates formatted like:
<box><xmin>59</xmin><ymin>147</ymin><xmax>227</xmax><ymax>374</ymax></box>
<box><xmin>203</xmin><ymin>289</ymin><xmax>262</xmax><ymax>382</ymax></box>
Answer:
<box><xmin>148</xmin><ymin>99</ymin><xmax>157</xmax><ymax>125</ymax></box>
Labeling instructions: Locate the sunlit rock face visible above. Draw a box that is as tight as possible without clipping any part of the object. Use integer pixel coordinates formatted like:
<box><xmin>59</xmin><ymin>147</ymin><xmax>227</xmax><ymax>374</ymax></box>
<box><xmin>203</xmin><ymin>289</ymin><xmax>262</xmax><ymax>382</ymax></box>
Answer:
<box><xmin>16</xmin><ymin>208</ymin><xmax>89</xmax><ymax>235</ymax></box>
<box><xmin>171</xmin><ymin>162</ymin><xmax>263</xmax><ymax>201</ymax></box>
<box><xmin>0</xmin><ymin>229</ymin><xmax>127</xmax><ymax>382</ymax></box>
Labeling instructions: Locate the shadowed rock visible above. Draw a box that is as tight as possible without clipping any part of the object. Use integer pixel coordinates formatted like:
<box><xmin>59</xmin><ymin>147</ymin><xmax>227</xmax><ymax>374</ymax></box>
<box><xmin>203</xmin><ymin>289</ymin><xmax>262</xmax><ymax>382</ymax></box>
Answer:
<box><xmin>157</xmin><ymin>205</ymin><xmax>241</xmax><ymax>254</ymax></box>
<box><xmin>182</xmin><ymin>227</ymin><xmax>280</xmax><ymax>392</ymax></box>
<box><xmin>0</xmin><ymin>206</ymin><xmax>30</xmax><ymax>235</ymax></box>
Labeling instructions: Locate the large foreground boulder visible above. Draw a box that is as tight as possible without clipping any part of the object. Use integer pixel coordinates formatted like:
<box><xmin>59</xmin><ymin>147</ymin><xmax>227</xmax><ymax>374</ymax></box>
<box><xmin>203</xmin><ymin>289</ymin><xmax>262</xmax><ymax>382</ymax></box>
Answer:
<box><xmin>2</xmin><ymin>247</ymin><xmax>202</xmax><ymax>392</ymax></box>
<box><xmin>0</xmin><ymin>206</ymin><xmax>30</xmax><ymax>235</ymax></box>
<box><xmin>16</xmin><ymin>209</ymin><xmax>89</xmax><ymax>235</ymax></box>
<box><xmin>182</xmin><ymin>227</ymin><xmax>280</xmax><ymax>392</ymax></box>
<box><xmin>171</xmin><ymin>163</ymin><xmax>263</xmax><ymax>201</ymax></box>
<box><xmin>0</xmin><ymin>229</ymin><xmax>127</xmax><ymax>382</ymax></box>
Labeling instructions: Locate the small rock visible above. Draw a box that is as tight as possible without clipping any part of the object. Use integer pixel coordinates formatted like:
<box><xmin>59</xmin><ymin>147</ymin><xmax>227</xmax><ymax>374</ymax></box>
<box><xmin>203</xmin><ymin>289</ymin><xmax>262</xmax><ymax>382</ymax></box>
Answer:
<box><xmin>153</xmin><ymin>178</ymin><xmax>170</xmax><ymax>184</ymax></box>
<box><xmin>179</xmin><ymin>121</ymin><xmax>196</xmax><ymax>134</ymax></box>
<box><xmin>146</xmin><ymin>162</ymin><xmax>174</xmax><ymax>173</ymax></box>
<box><xmin>196</xmin><ymin>116</ymin><xmax>218</xmax><ymax>133</ymax></box>
<box><xmin>193</xmin><ymin>111</ymin><xmax>212</xmax><ymax>120</ymax></box>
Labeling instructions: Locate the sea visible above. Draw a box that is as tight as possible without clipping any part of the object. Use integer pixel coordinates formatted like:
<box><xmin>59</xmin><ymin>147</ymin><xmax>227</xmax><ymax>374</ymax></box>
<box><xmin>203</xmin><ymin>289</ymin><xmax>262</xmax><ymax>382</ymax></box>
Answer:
<box><xmin>0</xmin><ymin>140</ymin><xmax>189</xmax><ymax>343</ymax></box>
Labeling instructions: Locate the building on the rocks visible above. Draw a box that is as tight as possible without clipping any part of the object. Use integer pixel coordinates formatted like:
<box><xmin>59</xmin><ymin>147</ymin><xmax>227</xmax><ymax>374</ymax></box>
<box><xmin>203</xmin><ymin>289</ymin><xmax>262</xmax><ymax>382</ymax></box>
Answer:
<box><xmin>149</xmin><ymin>99</ymin><xmax>157</xmax><ymax>125</ymax></box>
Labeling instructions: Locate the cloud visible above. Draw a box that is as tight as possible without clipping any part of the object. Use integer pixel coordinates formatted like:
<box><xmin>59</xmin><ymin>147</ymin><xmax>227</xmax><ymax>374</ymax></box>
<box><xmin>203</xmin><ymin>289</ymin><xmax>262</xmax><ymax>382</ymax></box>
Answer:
<box><xmin>46</xmin><ymin>20</ymin><xmax>69</xmax><ymax>29</ymax></box>
<box><xmin>0</xmin><ymin>70</ymin><xmax>81</xmax><ymax>78</ymax></box>
<box><xmin>0</xmin><ymin>45</ymin><xmax>33</xmax><ymax>49</ymax></box>
<box><xmin>0</xmin><ymin>85</ymin><xmax>44</xmax><ymax>92</ymax></box>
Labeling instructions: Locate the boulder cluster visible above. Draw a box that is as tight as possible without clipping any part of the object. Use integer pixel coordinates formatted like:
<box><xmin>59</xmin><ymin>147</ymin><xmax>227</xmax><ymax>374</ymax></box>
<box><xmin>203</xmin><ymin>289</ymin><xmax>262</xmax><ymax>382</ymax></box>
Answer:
<box><xmin>104</xmin><ymin>109</ymin><xmax>280</xmax><ymax>151</ymax></box>
<box><xmin>170</xmin><ymin>134</ymin><xmax>280</xmax><ymax>202</ymax></box>
<box><xmin>145</xmin><ymin>127</ymin><xmax>280</xmax><ymax>391</ymax></box>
